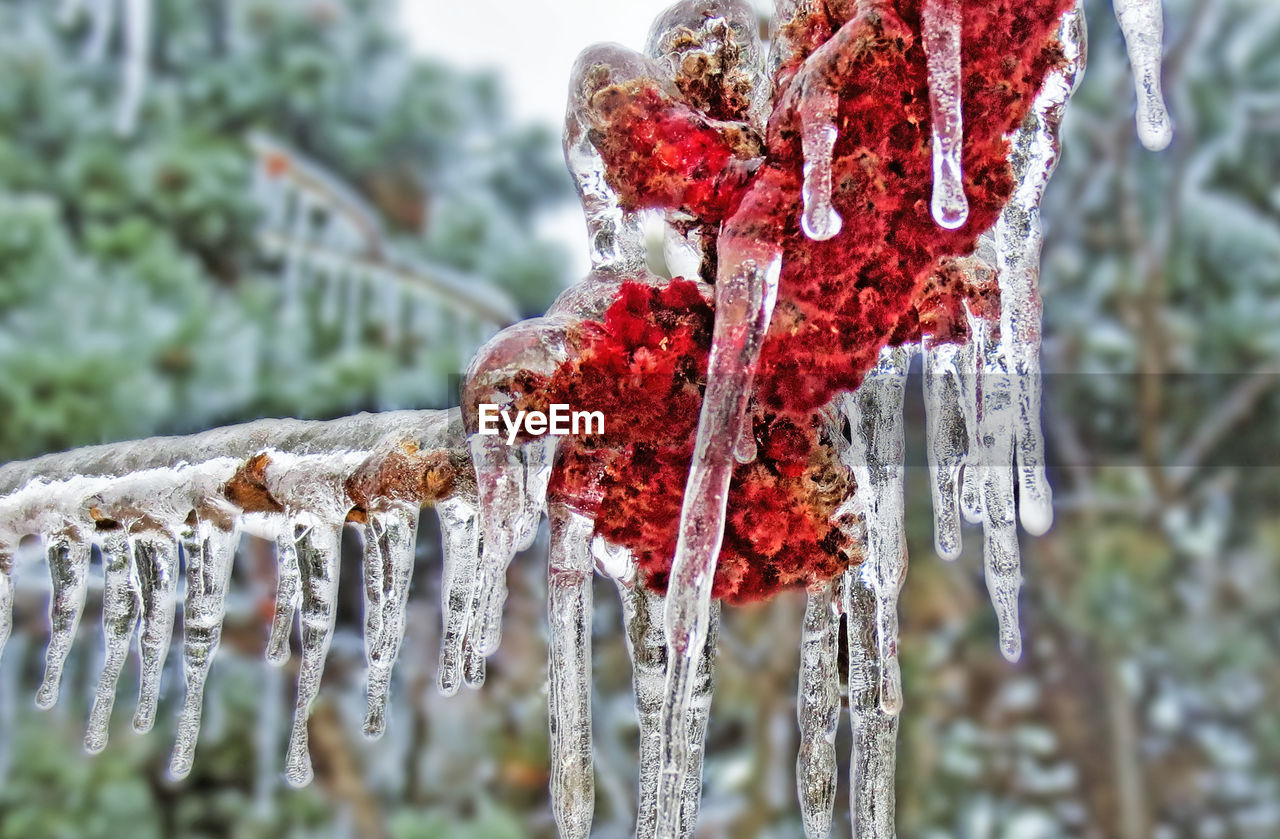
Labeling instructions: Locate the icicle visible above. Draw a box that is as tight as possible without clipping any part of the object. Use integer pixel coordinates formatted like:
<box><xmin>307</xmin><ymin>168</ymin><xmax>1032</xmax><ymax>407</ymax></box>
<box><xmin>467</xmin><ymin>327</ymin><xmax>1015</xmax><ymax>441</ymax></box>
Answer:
<box><xmin>468</xmin><ymin>436</ymin><xmax>553</xmax><ymax>657</ymax></box>
<box><xmin>968</xmin><ymin>2</ymin><xmax>1085</xmax><ymax>661</ymax></box>
<box><xmin>799</xmin><ymin>83</ymin><xmax>842</xmax><ymax>241</ymax></box>
<box><xmin>131</xmin><ymin>530</ymin><xmax>179</xmax><ymax>733</ymax></box>
<box><xmin>36</xmin><ymin>532</ymin><xmax>90</xmax><ymax>708</ymax></box>
<box><xmin>1113</xmin><ymin>0</ymin><xmax>1172</xmax><ymax>151</ymax></box>
<box><xmin>676</xmin><ymin>599</ymin><xmax>719</xmax><ymax>838</ymax></box>
<box><xmin>844</xmin><ymin>566</ymin><xmax>898</xmax><ymax>839</ymax></box>
<box><xmin>284</xmin><ymin>518</ymin><xmax>343</xmax><ymax>787</ymax></box>
<box><xmin>0</xmin><ymin>631</ymin><xmax>21</xmax><ymax>782</ymax></box>
<box><xmin>266</xmin><ymin>526</ymin><xmax>300</xmax><ymax>665</ymax></box>
<box><xmin>0</xmin><ymin>551</ymin><xmax>12</xmax><ymax>662</ymax></box>
<box><xmin>618</xmin><ymin>580</ymin><xmax>666</xmax><ymax>839</ymax></box>
<box><xmin>436</xmin><ymin>495</ymin><xmax>479</xmax><ymax>696</ymax></box>
<box><xmin>922</xmin><ymin>339</ymin><xmax>968</xmax><ymax>560</ymax></box>
<box><xmin>360</xmin><ymin>504</ymin><xmax>418</xmax><ymax>739</ymax></box>
<box><xmin>968</xmin><ymin>313</ymin><xmax>1023</xmax><ymax>662</ymax></box>
<box><xmin>85</xmin><ymin>530</ymin><xmax>142</xmax><ymax>754</ymax></box>
<box><xmin>656</xmin><ymin>237</ymin><xmax>778</xmax><ymax>839</ymax></box>
<box><xmin>842</xmin><ymin>345</ymin><xmax>913</xmax><ymax>716</ymax></box>
<box><xmin>114</xmin><ymin>0</ymin><xmax>150</xmax><ymax>136</ymax></box>
<box><xmin>517</xmin><ymin>437</ymin><xmax>556</xmax><ymax>552</ymax></box>
<box><xmin>547</xmin><ymin>504</ymin><xmax>596</xmax><ymax>839</ymax></box>
<box><xmin>796</xmin><ymin>580</ymin><xmax>841</xmax><ymax>839</ymax></box>
<box><xmin>922</xmin><ymin>0</ymin><xmax>969</xmax><ymax>229</ymax></box>
<box><xmin>169</xmin><ymin>521</ymin><xmax>238</xmax><ymax>780</ymax></box>
<box><xmin>998</xmin><ymin>0</ymin><xmax>1086</xmax><ymax>539</ymax></box>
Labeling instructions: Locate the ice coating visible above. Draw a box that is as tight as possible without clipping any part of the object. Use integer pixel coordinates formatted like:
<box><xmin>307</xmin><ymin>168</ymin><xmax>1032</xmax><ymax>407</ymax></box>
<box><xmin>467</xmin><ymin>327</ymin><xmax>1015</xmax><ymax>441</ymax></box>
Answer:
<box><xmin>645</xmin><ymin>0</ymin><xmax>769</xmax><ymax>129</ymax></box>
<box><xmin>798</xmin><ymin>82</ymin><xmax>842</xmax><ymax>241</ymax></box>
<box><xmin>565</xmin><ymin>45</ymin><xmax>662</xmax><ymax>274</ymax></box>
<box><xmin>132</xmin><ymin>530</ymin><xmax>180</xmax><ymax>733</ymax></box>
<box><xmin>84</xmin><ymin>530</ymin><xmax>142</xmax><ymax>754</ymax></box>
<box><xmin>547</xmin><ymin>504</ymin><xmax>596</xmax><ymax>839</ymax></box>
<box><xmin>36</xmin><ymin>532</ymin><xmax>90</xmax><ymax>708</ymax></box>
<box><xmin>656</xmin><ymin>237</ymin><xmax>778</xmax><ymax>839</ymax></box>
<box><xmin>0</xmin><ymin>0</ymin><xmax>1138</xmax><ymax>834</ymax></box>
<box><xmin>922</xmin><ymin>0</ymin><xmax>969</xmax><ymax>229</ymax></box>
<box><xmin>1113</xmin><ymin>0</ymin><xmax>1173</xmax><ymax>151</ymax></box>
<box><xmin>796</xmin><ymin>580</ymin><xmax>841</xmax><ymax>838</ymax></box>
<box><xmin>841</xmin><ymin>346</ymin><xmax>913</xmax><ymax>716</ymax></box>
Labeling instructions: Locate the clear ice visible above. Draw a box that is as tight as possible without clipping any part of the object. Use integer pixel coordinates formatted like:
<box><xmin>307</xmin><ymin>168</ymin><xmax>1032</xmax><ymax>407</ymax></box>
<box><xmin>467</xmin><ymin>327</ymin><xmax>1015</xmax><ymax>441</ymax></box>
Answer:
<box><xmin>0</xmin><ymin>2</ymin><xmax>1170</xmax><ymax>838</ymax></box>
<box><xmin>922</xmin><ymin>0</ymin><xmax>970</xmax><ymax>229</ymax></box>
<box><xmin>1113</xmin><ymin>0</ymin><xmax>1173</xmax><ymax>151</ymax></box>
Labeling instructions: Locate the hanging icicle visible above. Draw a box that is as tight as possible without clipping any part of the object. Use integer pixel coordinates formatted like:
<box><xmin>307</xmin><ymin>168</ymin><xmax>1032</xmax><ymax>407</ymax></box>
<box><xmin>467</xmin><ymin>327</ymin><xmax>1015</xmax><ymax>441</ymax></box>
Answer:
<box><xmin>547</xmin><ymin>504</ymin><xmax>596</xmax><ymax>839</ymax></box>
<box><xmin>796</xmin><ymin>580</ymin><xmax>841</xmax><ymax>839</ymax></box>
<box><xmin>36</xmin><ymin>532</ymin><xmax>90</xmax><ymax>709</ymax></box>
<box><xmin>283</xmin><ymin>517</ymin><xmax>342</xmax><ymax>787</ymax></box>
<box><xmin>170</xmin><ymin>520</ymin><xmax>238</xmax><ymax>779</ymax></box>
<box><xmin>132</xmin><ymin>529</ymin><xmax>179</xmax><ymax>734</ymax></box>
<box><xmin>841</xmin><ymin>345</ymin><xmax>913</xmax><ymax>716</ymax></box>
<box><xmin>922</xmin><ymin>0</ymin><xmax>969</xmax><ymax>229</ymax></box>
<box><xmin>0</xmin><ymin>2</ymin><xmax>1171</xmax><ymax>837</ymax></box>
<box><xmin>844</xmin><ymin>566</ymin><xmax>899</xmax><ymax>839</ymax></box>
<box><xmin>655</xmin><ymin>237</ymin><xmax>778</xmax><ymax>839</ymax></box>
<box><xmin>360</xmin><ymin>504</ymin><xmax>418</xmax><ymax>739</ymax></box>
<box><xmin>84</xmin><ymin>530</ymin><xmax>142</xmax><ymax>754</ymax></box>
<box><xmin>799</xmin><ymin>83</ymin><xmax>843</xmax><ymax>241</ymax></box>
<box><xmin>1113</xmin><ymin>0</ymin><xmax>1173</xmax><ymax>151</ymax></box>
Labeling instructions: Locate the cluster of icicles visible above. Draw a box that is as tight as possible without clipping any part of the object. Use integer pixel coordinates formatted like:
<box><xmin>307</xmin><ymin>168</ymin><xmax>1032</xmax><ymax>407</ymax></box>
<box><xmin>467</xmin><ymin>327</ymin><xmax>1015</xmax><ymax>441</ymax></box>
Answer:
<box><xmin>0</xmin><ymin>0</ymin><xmax>1172</xmax><ymax>837</ymax></box>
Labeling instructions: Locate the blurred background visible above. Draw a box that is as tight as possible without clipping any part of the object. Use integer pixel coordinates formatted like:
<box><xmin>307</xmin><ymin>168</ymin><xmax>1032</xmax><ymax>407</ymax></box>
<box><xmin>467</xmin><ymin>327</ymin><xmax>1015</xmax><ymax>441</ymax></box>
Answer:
<box><xmin>0</xmin><ymin>0</ymin><xmax>1277</xmax><ymax>837</ymax></box>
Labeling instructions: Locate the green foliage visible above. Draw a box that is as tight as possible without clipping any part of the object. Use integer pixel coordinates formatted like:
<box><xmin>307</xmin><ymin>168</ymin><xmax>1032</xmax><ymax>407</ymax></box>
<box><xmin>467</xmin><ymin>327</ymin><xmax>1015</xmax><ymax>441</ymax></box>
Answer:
<box><xmin>0</xmin><ymin>0</ymin><xmax>571</xmax><ymax>461</ymax></box>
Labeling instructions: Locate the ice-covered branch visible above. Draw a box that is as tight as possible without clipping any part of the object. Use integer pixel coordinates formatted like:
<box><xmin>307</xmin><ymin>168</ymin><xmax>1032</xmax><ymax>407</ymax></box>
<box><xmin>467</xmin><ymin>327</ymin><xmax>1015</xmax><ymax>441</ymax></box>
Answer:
<box><xmin>0</xmin><ymin>409</ymin><xmax>469</xmax><ymax>780</ymax></box>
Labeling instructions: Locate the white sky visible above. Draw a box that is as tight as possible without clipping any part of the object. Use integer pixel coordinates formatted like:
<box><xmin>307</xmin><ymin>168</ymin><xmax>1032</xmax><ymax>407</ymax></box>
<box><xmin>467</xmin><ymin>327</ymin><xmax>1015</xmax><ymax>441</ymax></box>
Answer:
<box><xmin>400</xmin><ymin>0</ymin><xmax>685</xmax><ymax>281</ymax></box>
